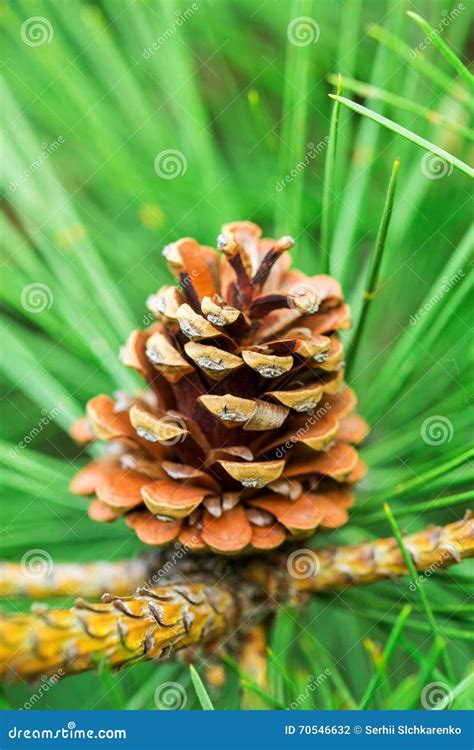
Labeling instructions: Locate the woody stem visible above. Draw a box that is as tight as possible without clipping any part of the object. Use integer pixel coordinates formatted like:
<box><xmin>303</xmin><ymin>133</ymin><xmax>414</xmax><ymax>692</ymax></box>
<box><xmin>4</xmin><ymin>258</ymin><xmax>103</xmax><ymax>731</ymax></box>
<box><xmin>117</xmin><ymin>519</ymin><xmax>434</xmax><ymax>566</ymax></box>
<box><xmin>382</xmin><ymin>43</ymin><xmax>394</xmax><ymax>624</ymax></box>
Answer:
<box><xmin>0</xmin><ymin>514</ymin><xmax>472</xmax><ymax>682</ymax></box>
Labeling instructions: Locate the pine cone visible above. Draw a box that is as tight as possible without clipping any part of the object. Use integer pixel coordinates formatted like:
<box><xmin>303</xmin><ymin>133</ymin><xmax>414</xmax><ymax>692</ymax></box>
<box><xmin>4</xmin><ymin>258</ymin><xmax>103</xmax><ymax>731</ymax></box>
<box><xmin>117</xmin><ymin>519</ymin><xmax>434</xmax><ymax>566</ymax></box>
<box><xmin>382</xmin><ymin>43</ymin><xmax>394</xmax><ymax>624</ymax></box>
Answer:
<box><xmin>70</xmin><ymin>221</ymin><xmax>368</xmax><ymax>554</ymax></box>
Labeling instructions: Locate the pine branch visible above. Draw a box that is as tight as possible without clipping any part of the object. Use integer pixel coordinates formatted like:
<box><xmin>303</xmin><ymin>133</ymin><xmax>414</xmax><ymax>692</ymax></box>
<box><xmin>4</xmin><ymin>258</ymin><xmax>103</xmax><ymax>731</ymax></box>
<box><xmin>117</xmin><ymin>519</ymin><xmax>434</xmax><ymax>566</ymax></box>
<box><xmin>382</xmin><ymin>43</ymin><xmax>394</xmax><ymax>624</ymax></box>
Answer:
<box><xmin>0</xmin><ymin>515</ymin><xmax>472</xmax><ymax>682</ymax></box>
<box><xmin>0</xmin><ymin>558</ymin><xmax>150</xmax><ymax>599</ymax></box>
<box><xmin>298</xmin><ymin>512</ymin><xmax>473</xmax><ymax>592</ymax></box>
<box><xmin>0</xmin><ymin>569</ymin><xmax>241</xmax><ymax>683</ymax></box>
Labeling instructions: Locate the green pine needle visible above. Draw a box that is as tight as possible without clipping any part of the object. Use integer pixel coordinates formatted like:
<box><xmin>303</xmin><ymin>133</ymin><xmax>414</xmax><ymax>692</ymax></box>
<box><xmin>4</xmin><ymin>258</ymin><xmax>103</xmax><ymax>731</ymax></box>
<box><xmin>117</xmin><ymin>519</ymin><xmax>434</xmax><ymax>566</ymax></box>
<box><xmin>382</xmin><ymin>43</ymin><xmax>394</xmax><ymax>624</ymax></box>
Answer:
<box><xmin>383</xmin><ymin>504</ymin><xmax>454</xmax><ymax>681</ymax></box>
<box><xmin>330</xmin><ymin>95</ymin><xmax>474</xmax><ymax>177</ymax></box>
<box><xmin>327</xmin><ymin>73</ymin><xmax>474</xmax><ymax>141</ymax></box>
<box><xmin>407</xmin><ymin>11</ymin><xmax>474</xmax><ymax>89</ymax></box>
<box><xmin>358</xmin><ymin>604</ymin><xmax>411</xmax><ymax>709</ymax></box>
<box><xmin>346</xmin><ymin>156</ymin><xmax>400</xmax><ymax>375</ymax></box>
<box><xmin>189</xmin><ymin>665</ymin><xmax>215</xmax><ymax>711</ymax></box>
<box><xmin>321</xmin><ymin>73</ymin><xmax>343</xmax><ymax>273</ymax></box>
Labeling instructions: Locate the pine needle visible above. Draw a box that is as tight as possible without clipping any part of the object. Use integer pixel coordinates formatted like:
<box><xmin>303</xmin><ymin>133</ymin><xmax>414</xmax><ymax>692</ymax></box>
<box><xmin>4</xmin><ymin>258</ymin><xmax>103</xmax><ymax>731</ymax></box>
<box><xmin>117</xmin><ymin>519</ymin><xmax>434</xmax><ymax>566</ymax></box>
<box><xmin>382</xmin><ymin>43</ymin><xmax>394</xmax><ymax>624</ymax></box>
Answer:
<box><xmin>330</xmin><ymin>95</ymin><xmax>474</xmax><ymax>177</ymax></box>
<box><xmin>357</xmin><ymin>490</ymin><xmax>473</xmax><ymax>524</ymax></box>
<box><xmin>358</xmin><ymin>604</ymin><xmax>411</xmax><ymax>708</ymax></box>
<box><xmin>327</xmin><ymin>73</ymin><xmax>474</xmax><ymax>141</ymax></box>
<box><xmin>406</xmin><ymin>635</ymin><xmax>446</xmax><ymax>710</ymax></box>
<box><xmin>367</xmin><ymin>23</ymin><xmax>473</xmax><ymax>111</ymax></box>
<box><xmin>346</xmin><ymin>157</ymin><xmax>400</xmax><ymax>375</ymax></box>
<box><xmin>407</xmin><ymin>11</ymin><xmax>474</xmax><ymax>89</ymax></box>
<box><xmin>321</xmin><ymin>74</ymin><xmax>343</xmax><ymax>273</ymax></box>
<box><xmin>435</xmin><ymin>672</ymin><xmax>474</xmax><ymax>710</ymax></box>
<box><xmin>221</xmin><ymin>654</ymin><xmax>285</xmax><ymax>710</ymax></box>
<box><xmin>275</xmin><ymin>0</ymin><xmax>315</xmax><ymax>240</ymax></box>
<box><xmin>189</xmin><ymin>665</ymin><xmax>215</xmax><ymax>711</ymax></box>
<box><xmin>371</xmin><ymin>448</ymin><xmax>474</xmax><ymax>504</ymax></box>
<box><xmin>383</xmin><ymin>504</ymin><xmax>454</xmax><ymax>681</ymax></box>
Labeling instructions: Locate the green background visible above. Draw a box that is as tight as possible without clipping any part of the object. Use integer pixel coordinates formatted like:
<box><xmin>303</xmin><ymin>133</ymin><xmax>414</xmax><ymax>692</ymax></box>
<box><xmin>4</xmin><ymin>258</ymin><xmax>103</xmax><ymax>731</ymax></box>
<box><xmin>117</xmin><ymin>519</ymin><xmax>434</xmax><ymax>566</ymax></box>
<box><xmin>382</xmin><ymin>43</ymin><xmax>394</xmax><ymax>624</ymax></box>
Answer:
<box><xmin>0</xmin><ymin>0</ymin><xmax>472</xmax><ymax>710</ymax></box>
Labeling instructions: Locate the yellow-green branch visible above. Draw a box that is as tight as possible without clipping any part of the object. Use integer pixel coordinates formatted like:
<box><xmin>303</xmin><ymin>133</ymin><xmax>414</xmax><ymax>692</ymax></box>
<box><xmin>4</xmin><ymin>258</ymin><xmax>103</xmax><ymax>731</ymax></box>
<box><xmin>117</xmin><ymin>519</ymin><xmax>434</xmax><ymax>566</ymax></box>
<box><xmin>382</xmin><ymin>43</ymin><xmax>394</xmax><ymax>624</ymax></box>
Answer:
<box><xmin>0</xmin><ymin>558</ymin><xmax>149</xmax><ymax>599</ymax></box>
<box><xmin>296</xmin><ymin>512</ymin><xmax>473</xmax><ymax>592</ymax></box>
<box><xmin>0</xmin><ymin>514</ymin><xmax>472</xmax><ymax>682</ymax></box>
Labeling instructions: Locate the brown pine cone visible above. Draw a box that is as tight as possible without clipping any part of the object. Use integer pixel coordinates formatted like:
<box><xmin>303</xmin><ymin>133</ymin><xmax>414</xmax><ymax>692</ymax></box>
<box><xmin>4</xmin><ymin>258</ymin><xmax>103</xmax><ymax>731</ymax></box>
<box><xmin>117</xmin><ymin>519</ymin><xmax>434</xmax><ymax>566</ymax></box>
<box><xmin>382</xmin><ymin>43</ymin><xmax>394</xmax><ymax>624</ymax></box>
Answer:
<box><xmin>69</xmin><ymin>221</ymin><xmax>368</xmax><ymax>554</ymax></box>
